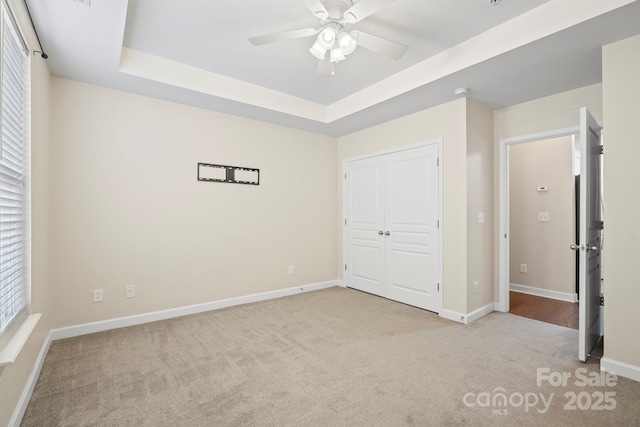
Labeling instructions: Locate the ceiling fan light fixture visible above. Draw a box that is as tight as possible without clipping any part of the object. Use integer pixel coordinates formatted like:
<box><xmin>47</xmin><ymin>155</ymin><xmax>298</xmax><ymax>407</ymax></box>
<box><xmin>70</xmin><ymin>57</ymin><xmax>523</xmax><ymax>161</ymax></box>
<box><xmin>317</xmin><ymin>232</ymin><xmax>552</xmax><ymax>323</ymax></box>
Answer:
<box><xmin>330</xmin><ymin>46</ymin><xmax>346</xmax><ymax>63</ymax></box>
<box><xmin>318</xmin><ymin>26</ymin><xmax>337</xmax><ymax>49</ymax></box>
<box><xmin>309</xmin><ymin>41</ymin><xmax>327</xmax><ymax>60</ymax></box>
<box><xmin>250</xmin><ymin>0</ymin><xmax>407</xmax><ymax>76</ymax></box>
<box><xmin>344</xmin><ymin>11</ymin><xmax>357</xmax><ymax>23</ymax></box>
<box><xmin>337</xmin><ymin>31</ymin><xmax>357</xmax><ymax>55</ymax></box>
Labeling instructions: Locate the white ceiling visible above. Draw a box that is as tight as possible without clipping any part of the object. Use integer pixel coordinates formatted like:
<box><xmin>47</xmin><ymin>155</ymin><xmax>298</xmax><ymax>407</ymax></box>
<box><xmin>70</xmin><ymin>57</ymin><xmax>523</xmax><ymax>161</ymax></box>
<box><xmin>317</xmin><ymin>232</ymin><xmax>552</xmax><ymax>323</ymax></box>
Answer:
<box><xmin>27</xmin><ymin>0</ymin><xmax>640</xmax><ymax>136</ymax></box>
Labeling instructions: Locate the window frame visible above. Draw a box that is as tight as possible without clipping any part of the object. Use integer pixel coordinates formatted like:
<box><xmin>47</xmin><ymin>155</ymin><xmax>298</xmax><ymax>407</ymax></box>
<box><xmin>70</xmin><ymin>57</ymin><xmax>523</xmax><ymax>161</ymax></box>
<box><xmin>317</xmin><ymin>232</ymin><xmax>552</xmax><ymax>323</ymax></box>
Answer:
<box><xmin>0</xmin><ymin>0</ymin><xmax>31</xmax><ymax>351</ymax></box>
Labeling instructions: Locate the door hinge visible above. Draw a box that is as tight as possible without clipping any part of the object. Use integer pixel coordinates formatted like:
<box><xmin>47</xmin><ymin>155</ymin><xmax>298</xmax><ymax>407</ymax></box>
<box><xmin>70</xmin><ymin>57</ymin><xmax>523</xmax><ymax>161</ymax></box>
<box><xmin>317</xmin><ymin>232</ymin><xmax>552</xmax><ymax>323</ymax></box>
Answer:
<box><xmin>345</xmin><ymin>264</ymin><xmax>347</xmax><ymax>271</ymax></box>
<box><xmin>596</xmin><ymin>220</ymin><xmax>604</xmax><ymax>230</ymax></box>
<box><xmin>437</xmin><ymin>220</ymin><xmax>440</xmax><ymax>229</ymax></box>
<box><xmin>437</xmin><ymin>157</ymin><xmax>440</xmax><ymax>166</ymax></box>
<box><xmin>437</xmin><ymin>283</ymin><xmax>440</xmax><ymax>291</ymax></box>
<box><xmin>344</xmin><ymin>218</ymin><xmax>347</xmax><ymax>226</ymax></box>
<box><xmin>344</xmin><ymin>173</ymin><xmax>347</xmax><ymax>180</ymax></box>
<box><xmin>600</xmin><ymin>296</ymin><xmax>604</xmax><ymax>306</ymax></box>
<box><xmin>598</xmin><ymin>145</ymin><xmax>604</xmax><ymax>155</ymax></box>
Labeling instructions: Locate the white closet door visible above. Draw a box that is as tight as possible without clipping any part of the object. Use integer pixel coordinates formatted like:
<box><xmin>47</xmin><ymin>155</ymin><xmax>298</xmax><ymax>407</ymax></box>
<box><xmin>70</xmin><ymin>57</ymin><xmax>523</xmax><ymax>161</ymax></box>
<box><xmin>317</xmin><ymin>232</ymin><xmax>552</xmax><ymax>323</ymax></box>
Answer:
<box><xmin>344</xmin><ymin>143</ymin><xmax>441</xmax><ymax>313</ymax></box>
<box><xmin>344</xmin><ymin>157</ymin><xmax>385</xmax><ymax>297</ymax></box>
<box><xmin>384</xmin><ymin>145</ymin><xmax>440</xmax><ymax>312</ymax></box>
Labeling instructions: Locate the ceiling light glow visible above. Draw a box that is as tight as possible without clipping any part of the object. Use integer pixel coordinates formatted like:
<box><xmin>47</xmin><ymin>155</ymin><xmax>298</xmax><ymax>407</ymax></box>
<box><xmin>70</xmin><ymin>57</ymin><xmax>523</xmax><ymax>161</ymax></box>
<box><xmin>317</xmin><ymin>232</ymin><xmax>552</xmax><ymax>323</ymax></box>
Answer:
<box><xmin>311</xmin><ymin>25</ymin><xmax>358</xmax><ymax>65</ymax></box>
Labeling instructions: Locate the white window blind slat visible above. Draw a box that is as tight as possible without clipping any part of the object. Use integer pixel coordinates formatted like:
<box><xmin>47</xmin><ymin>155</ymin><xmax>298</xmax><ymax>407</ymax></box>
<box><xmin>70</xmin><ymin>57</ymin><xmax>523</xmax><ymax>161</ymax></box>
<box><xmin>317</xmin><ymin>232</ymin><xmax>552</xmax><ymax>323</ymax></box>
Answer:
<box><xmin>2</xmin><ymin>117</ymin><xmax>23</xmax><ymax>141</ymax></box>
<box><xmin>0</xmin><ymin>146</ymin><xmax>21</xmax><ymax>165</ymax></box>
<box><xmin>0</xmin><ymin>2</ymin><xmax>28</xmax><ymax>343</ymax></box>
<box><xmin>0</xmin><ymin>238</ymin><xmax>24</xmax><ymax>247</ymax></box>
<box><xmin>0</xmin><ymin>176</ymin><xmax>23</xmax><ymax>188</ymax></box>
<box><xmin>0</xmin><ymin>271</ymin><xmax>24</xmax><ymax>291</ymax></box>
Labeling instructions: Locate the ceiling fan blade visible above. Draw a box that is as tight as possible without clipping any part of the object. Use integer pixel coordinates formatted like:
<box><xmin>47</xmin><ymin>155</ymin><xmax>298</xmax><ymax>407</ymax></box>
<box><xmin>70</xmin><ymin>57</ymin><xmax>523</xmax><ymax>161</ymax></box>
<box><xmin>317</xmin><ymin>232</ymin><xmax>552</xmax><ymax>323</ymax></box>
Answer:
<box><xmin>249</xmin><ymin>28</ymin><xmax>319</xmax><ymax>46</ymax></box>
<box><xmin>343</xmin><ymin>0</ymin><xmax>397</xmax><ymax>23</ymax></box>
<box><xmin>303</xmin><ymin>0</ymin><xmax>330</xmax><ymax>20</ymax></box>
<box><xmin>351</xmin><ymin>30</ymin><xmax>407</xmax><ymax>59</ymax></box>
<box><xmin>317</xmin><ymin>59</ymin><xmax>333</xmax><ymax>77</ymax></box>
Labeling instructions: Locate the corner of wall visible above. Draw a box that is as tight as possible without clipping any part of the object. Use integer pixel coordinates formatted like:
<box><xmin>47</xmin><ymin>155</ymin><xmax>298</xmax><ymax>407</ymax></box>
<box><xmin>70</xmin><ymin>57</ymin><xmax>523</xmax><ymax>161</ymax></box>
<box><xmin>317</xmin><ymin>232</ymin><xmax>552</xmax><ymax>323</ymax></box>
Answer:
<box><xmin>466</xmin><ymin>99</ymin><xmax>495</xmax><ymax>313</ymax></box>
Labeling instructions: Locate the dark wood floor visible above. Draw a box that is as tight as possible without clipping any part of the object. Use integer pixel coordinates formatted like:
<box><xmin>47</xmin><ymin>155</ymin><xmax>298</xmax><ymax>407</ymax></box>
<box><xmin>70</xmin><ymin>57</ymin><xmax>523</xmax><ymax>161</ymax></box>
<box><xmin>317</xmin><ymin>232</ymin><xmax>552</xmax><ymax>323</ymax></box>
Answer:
<box><xmin>509</xmin><ymin>291</ymin><xmax>579</xmax><ymax>329</ymax></box>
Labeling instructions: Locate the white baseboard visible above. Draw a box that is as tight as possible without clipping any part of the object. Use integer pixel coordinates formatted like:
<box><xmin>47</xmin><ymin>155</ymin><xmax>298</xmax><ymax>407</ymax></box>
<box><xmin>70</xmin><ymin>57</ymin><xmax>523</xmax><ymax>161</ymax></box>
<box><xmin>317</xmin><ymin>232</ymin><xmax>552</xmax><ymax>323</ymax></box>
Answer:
<box><xmin>601</xmin><ymin>357</ymin><xmax>640</xmax><ymax>383</ymax></box>
<box><xmin>510</xmin><ymin>283</ymin><xmax>577</xmax><ymax>303</ymax></box>
<box><xmin>9</xmin><ymin>331</ymin><xmax>52</xmax><ymax>427</ymax></box>
<box><xmin>466</xmin><ymin>303</ymin><xmax>496</xmax><ymax>324</ymax></box>
<box><xmin>439</xmin><ymin>309</ymin><xmax>467</xmax><ymax>324</ymax></box>
<box><xmin>440</xmin><ymin>302</ymin><xmax>496</xmax><ymax>325</ymax></box>
<box><xmin>51</xmin><ymin>280</ymin><xmax>339</xmax><ymax>341</ymax></box>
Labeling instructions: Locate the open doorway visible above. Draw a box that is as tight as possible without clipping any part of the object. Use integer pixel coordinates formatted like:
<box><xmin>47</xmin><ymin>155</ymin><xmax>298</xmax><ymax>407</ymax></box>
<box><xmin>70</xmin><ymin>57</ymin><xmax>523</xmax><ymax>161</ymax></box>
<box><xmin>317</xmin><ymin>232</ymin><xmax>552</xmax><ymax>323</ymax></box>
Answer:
<box><xmin>498</xmin><ymin>109</ymin><xmax>604</xmax><ymax>362</ymax></box>
<box><xmin>507</xmin><ymin>135</ymin><xmax>579</xmax><ymax>329</ymax></box>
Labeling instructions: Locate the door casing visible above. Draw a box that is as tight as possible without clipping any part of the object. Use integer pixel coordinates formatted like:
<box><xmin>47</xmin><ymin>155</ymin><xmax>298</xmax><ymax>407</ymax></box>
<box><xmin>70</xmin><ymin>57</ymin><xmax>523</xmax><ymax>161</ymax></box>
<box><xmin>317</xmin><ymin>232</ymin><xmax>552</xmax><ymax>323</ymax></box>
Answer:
<box><xmin>497</xmin><ymin>126</ymin><xmax>579</xmax><ymax>313</ymax></box>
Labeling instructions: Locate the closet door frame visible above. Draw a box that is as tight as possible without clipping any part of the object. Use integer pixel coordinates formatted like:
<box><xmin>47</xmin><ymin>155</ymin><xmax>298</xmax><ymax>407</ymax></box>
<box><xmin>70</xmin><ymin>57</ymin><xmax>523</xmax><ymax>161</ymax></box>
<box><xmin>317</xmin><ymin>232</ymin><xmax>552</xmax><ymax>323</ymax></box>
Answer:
<box><xmin>342</xmin><ymin>138</ymin><xmax>444</xmax><ymax>313</ymax></box>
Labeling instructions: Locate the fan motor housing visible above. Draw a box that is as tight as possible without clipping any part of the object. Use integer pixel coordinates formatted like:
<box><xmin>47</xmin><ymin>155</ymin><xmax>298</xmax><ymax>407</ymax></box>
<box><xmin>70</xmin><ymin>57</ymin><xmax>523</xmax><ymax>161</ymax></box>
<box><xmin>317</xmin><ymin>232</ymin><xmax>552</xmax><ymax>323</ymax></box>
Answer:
<box><xmin>323</xmin><ymin>0</ymin><xmax>354</xmax><ymax>20</ymax></box>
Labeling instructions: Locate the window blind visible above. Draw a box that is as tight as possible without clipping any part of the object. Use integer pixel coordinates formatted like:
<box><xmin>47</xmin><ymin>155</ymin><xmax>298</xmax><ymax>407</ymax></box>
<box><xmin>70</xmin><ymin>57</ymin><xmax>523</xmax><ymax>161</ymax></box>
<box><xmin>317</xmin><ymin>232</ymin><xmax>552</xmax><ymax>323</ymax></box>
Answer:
<box><xmin>0</xmin><ymin>3</ymin><xmax>28</xmax><ymax>343</ymax></box>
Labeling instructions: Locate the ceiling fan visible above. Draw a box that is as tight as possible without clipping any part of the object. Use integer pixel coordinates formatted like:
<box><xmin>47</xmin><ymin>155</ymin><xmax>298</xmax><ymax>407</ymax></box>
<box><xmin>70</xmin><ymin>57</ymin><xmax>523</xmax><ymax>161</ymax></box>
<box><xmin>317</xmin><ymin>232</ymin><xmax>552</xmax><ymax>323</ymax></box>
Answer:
<box><xmin>249</xmin><ymin>0</ymin><xmax>408</xmax><ymax>76</ymax></box>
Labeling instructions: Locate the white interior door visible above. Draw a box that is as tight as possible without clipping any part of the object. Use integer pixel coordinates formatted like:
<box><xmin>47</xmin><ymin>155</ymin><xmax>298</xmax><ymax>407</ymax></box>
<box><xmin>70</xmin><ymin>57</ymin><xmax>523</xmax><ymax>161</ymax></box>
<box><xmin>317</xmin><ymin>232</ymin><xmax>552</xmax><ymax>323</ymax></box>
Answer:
<box><xmin>344</xmin><ymin>157</ymin><xmax>385</xmax><ymax>296</ymax></box>
<box><xmin>344</xmin><ymin>143</ymin><xmax>441</xmax><ymax>313</ymax></box>
<box><xmin>385</xmin><ymin>145</ymin><xmax>441</xmax><ymax>312</ymax></box>
<box><xmin>577</xmin><ymin>107</ymin><xmax>603</xmax><ymax>362</ymax></box>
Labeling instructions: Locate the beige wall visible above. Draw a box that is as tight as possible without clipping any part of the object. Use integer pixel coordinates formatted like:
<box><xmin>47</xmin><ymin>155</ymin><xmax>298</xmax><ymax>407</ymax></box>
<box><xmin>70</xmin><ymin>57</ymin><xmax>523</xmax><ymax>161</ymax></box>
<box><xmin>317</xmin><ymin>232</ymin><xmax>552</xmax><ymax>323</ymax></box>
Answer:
<box><xmin>49</xmin><ymin>78</ymin><xmax>338</xmax><ymax>328</ymax></box>
<box><xmin>602</xmin><ymin>35</ymin><xmax>640</xmax><ymax>370</ymax></box>
<box><xmin>509</xmin><ymin>137</ymin><xmax>575</xmax><ymax>295</ymax></box>
<box><xmin>466</xmin><ymin>99</ymin><xmax>494</xmax><ymax>312</ymax></box>
<box><xmin>0</xmin><ymin>1</ymin><xmax>53</xmax><ymax>425</ymax></box>
<box><xmin>494</xmin><ymin>84</ymin><xmax>603</xmax><ymax>141</ymax></box>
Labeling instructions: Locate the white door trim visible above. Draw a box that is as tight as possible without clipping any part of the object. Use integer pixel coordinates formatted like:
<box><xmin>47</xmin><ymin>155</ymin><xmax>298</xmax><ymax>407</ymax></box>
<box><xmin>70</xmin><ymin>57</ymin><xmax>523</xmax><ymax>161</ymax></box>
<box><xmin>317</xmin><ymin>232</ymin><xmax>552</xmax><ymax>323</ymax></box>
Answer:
<box><xmin>497</xmin><ymin>127</ymin><xmax>579</xmax><ymax>312</ymax></box>
<box><xmin>343</xmin><ymin>138</ymin><xmax>444</xmax><ymax>313</ymax></box>
<box><xmin>342</xmin><ymin>139</ymin><xmax>441</xmax><ymax>163</ymax></box>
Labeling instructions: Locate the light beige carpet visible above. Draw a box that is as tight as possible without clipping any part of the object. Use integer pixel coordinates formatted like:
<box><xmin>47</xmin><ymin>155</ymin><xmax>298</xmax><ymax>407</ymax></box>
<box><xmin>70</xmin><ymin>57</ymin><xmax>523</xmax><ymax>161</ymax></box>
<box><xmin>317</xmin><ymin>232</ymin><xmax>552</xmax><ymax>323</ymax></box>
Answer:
<box><xmin>21</xmin><ymin>287</ymin><xmax>640</xmax><ymax>426</ymax></box>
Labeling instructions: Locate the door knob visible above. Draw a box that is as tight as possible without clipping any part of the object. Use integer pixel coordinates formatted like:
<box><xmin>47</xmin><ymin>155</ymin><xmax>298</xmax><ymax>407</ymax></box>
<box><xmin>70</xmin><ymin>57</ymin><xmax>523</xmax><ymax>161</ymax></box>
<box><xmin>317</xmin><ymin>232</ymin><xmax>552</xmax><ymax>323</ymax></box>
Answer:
<box><xmin>378</xmin><ymin>230</ymin><xmax>384</xmax><ymax>236</ymax></box>
<box><xmin>384</xmin><ymin>231</ymin><xmax>391</xmax><ymax>236</ymax></box>
<box><xmin>569</xmin><ymin>244</ymin><xmax>580</xmax><ymax>251</ymax></box>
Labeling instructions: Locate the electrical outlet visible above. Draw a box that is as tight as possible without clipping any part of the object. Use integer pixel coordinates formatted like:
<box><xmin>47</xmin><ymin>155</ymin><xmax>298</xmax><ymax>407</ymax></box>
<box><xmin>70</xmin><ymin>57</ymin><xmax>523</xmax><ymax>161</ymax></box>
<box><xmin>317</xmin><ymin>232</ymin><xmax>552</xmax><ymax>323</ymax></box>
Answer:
<box><xmin>520</xmin><ymin>264</ymin><xmax>528</xmax><ymax>273</ymax></box>
<box><xmin>288</xmin><ymin>265</ymin><xmax>294</xmax><ymax>275</ymax></box>
<box><xmin>125</xmin><ymin>285</ymin><xmax>135</xmax><ymax>298</ymax></box>
<box><xmin>538</xmin><ymin>212</ymin><xmax>550</xmax><ymax>222</ymax></box>
<box><xmin>93</xmin><ymin>289</ymin><xmax>103</xmax><ymax>303</ymax></box>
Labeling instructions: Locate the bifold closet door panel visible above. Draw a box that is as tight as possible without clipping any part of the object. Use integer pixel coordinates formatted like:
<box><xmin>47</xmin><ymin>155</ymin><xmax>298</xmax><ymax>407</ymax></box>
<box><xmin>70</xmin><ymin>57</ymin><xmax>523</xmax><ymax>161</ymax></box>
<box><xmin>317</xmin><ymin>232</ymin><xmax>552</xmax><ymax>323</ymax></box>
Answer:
<box><xmin>344</xmin><ymin>156</ymin><xmax>386</xmax><ymax>297</ymax></box>
<box><xmin>384</xmin><ymin>145</ymin><xmax>440</xmax><ymax>312</ymax></box>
